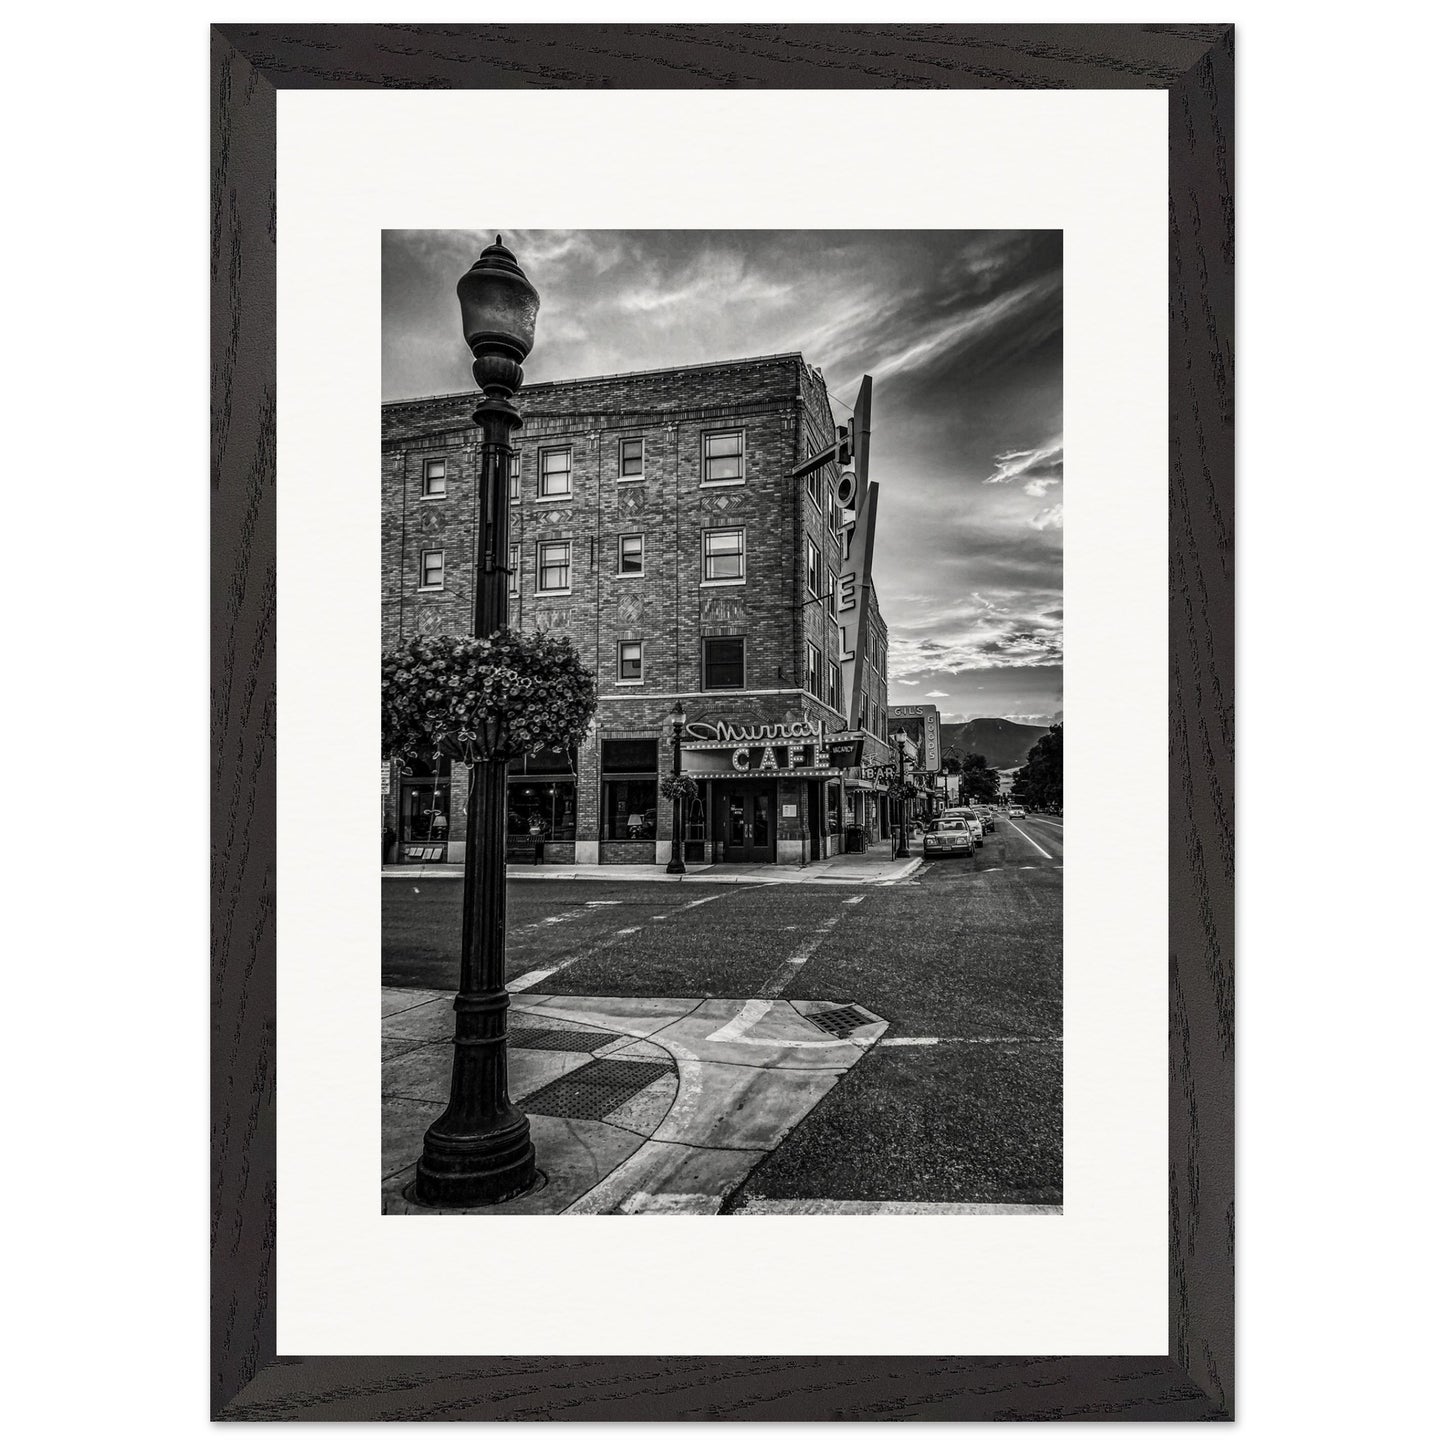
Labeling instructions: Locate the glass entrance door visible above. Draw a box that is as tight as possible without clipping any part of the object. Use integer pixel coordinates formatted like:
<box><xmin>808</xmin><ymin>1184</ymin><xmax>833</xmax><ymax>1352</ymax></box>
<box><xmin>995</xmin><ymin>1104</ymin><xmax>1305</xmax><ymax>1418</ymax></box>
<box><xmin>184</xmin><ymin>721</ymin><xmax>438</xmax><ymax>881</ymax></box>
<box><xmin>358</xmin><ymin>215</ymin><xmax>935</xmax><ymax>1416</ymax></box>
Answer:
<box><xmin>750</xmin><ymin>789</ymin><xmax>771</xmax><ymax>859</ymax></box>
<box><xmin>720</xmin><ymin>784</ymin><xmax>773</xmax><ymax>863</ymax></box>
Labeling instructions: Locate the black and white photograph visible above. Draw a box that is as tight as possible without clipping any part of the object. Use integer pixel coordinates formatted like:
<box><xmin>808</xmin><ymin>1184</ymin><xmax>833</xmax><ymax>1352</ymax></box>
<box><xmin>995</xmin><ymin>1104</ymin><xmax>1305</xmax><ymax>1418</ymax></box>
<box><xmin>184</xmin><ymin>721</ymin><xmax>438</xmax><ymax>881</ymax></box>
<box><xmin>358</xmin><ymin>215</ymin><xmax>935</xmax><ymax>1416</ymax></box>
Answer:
<box><xmin>379</xmin><ymin>229</ymin><xmax>1064</xmax><ymax>1215</ymax></box>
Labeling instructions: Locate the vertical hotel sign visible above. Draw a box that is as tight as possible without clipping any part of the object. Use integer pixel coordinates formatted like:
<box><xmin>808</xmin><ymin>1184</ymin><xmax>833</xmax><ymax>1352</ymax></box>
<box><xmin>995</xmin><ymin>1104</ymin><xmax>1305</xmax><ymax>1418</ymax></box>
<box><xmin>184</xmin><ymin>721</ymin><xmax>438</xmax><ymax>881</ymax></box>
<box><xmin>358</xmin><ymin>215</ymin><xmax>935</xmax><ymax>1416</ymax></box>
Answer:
<box><xmin>835</xmin><ymin>376</ymin><xmax>876</xmax><ymax>731</ymax></box>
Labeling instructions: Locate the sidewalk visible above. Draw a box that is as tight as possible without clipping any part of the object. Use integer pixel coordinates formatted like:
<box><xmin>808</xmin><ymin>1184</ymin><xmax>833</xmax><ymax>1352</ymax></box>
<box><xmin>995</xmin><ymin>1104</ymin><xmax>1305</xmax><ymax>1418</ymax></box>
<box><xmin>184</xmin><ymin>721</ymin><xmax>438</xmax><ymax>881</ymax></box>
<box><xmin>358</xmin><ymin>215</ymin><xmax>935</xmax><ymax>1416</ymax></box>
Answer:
<box><xmin>383</xmin><ymin>989</ymin><xmax>891</xmax><ymax>1215</ymax></box>
<box><xmin>384</xmin><ymin>840</ymin><xmax>922</xmax><ymax>887</ymax></box>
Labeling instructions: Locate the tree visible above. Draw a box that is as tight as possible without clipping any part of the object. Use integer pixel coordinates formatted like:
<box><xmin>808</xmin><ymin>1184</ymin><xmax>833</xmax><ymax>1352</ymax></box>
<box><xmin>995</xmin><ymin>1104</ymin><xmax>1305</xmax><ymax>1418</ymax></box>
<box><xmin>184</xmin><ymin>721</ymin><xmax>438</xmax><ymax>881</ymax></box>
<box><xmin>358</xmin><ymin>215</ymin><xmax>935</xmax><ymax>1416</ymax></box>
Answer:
<box><xmin>1013</xmin><ymin>723</ymin><xmax>1063</xmax><ymax>812</ymax></box>
<box><xmin>959</xmin><ymin>751</ymin><xmax>1000</xmax><ymax>804</ymax></box>
<box><xmin>939</xmin><ymin>752</ymin><xmax>962</xmax><ymax>804</ymax></box>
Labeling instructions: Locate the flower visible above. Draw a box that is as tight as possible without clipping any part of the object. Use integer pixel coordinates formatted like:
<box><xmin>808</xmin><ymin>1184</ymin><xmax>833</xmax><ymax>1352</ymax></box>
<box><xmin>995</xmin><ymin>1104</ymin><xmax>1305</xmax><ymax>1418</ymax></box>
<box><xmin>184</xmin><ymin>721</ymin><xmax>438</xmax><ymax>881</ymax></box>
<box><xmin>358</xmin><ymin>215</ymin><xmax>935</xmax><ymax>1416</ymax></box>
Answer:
<box><xmin>382</xmin><ymin>628</ymin><xmax>598</xmax><ymax>764</ymax></box>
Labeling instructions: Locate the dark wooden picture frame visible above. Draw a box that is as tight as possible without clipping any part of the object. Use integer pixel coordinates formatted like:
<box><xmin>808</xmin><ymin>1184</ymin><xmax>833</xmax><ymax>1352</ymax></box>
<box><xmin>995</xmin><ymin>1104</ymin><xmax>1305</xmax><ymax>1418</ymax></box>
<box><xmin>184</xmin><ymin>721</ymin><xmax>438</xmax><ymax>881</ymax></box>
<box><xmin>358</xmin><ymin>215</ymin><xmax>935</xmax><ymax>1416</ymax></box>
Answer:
<box><xmin>212</xmin><ymin>23</ymin><xmax>1233</xmax><ymax>1421</ymax></box>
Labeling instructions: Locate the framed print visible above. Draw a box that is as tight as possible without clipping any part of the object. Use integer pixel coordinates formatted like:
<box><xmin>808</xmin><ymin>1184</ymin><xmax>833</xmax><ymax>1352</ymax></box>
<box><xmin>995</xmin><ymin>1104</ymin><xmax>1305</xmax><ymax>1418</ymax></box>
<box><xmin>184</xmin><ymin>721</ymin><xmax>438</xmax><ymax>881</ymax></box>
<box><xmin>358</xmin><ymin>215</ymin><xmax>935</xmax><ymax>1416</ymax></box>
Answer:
<box><xmin>213</xmin><ymin>23</ymin><xmax>1233</xmax><ymax>1421</ymax></box>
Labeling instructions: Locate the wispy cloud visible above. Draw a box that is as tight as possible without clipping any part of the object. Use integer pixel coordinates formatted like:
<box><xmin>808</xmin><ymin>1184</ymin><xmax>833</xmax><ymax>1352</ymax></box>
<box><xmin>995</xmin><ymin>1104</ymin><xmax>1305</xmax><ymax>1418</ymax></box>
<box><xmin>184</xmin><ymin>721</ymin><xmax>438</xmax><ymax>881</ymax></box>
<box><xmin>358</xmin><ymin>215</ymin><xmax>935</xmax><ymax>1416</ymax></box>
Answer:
<box><xmin>384</xmin><ymin>228</ymin><xmax>1062</xmax><ymax>722</ymax></box>
<box><xmin>983</xmin><ymin>438</ymin><xmax>1063</xmax><ymax>496</ymax></box>
<box><xmin>871</xmin><ymin>276</ymin><xmax>1061</xmax><ymax>384</ymax></box>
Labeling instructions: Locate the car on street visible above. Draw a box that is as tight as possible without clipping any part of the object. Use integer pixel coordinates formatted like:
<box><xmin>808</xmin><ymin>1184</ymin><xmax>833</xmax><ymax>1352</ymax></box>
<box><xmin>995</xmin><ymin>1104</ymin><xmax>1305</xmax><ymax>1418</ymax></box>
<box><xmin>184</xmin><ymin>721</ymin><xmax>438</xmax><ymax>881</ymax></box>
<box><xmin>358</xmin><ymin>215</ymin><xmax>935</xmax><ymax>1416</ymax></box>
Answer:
<box><xmin>924</xmin><ymin>818</ymin><xmax>975</xmax><ymax>857</ymax></box>
<box><xmin>941</xmin><ymin>806</ymin><xmax>985</xmax><ymax>843</ymax></box>
<box><xmin>1007</xmin><ymin>804</ymin><xmax>1025</xmax><ymax>817</ymax></box>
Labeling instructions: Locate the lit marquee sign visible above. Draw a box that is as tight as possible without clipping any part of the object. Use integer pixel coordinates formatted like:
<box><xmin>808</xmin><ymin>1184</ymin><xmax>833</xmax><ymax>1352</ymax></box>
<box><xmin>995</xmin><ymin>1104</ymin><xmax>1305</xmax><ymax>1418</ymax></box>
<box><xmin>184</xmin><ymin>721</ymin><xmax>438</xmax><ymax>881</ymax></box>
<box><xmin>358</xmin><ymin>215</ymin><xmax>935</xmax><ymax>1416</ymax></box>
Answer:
<box><xmin>681</xmin><ymin>719</ymin><xmax>862</xmax><ymax>776</ymax></box>
<box><xmin>684</xmin><ymin>718</ymin><xmax>822</xmax><ymax>772</ymax></box>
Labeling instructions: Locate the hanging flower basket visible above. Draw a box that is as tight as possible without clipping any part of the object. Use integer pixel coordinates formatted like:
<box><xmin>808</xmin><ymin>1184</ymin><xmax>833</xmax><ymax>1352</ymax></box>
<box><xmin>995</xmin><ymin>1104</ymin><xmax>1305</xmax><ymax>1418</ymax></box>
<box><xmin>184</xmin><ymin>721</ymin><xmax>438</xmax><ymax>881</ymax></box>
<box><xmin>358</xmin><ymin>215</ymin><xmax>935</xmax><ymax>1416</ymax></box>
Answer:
<box><xmin>658</xmin><ymin>772</ymin><xmax>699</xmax><ymax>804</ymax></box>
<box><xmin>382</xmin><ymin>629</ymin><xmax>598</xmax><ymax>766</ymax></box>
<box><xmin>886</xmin><ymin>778</ymin><xmax>920</xmax><ymax>802</ymax></box>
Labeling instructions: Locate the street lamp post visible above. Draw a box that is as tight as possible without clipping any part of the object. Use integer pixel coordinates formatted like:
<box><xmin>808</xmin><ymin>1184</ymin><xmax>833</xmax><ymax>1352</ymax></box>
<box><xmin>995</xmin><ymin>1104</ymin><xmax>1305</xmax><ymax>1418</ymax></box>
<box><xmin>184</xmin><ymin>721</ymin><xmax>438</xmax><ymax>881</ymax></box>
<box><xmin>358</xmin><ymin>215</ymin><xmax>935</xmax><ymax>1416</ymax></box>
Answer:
<box><xmin>893</xmin><ymin>731</ymin><xmax>911</xmax><ymax>859</ymax></box>
<box><xmin>413</xmin><ymin>237</ymin><xmax>540</xmax><ymax>1208</ymax></box>
<box><xmin>665</xmin><ymin>700</ymin><xmax>687</xmax><ymax>875</ymax></box>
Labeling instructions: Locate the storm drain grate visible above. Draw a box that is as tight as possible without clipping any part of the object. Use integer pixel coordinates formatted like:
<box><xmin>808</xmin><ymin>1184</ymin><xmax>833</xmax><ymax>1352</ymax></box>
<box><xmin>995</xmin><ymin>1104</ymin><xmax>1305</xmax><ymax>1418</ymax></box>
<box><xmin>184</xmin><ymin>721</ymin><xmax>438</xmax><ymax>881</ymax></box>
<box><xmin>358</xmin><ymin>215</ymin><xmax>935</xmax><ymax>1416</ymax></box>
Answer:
<box><xmin>523</xmin><ymin>1058</ymin><xmax>673</xmax><ymax>1120</ymax></box>
<box><xmin>808</xmin><ymin>1006</ymin><xmax>874</xmax><ymax>1039</ymax></box>
<box><xmin>510</xmin><ymin>1026</ymin><xmax>623</xmax><ymax>1053</ymax></box>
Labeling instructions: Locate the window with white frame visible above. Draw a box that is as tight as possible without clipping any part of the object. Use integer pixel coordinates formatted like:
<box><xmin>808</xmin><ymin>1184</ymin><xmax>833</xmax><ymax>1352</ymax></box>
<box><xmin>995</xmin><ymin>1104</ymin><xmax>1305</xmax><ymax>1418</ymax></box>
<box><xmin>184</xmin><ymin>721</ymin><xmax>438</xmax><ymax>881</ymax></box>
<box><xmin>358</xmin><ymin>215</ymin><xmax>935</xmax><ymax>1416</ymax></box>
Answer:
<box><xmin>806</xmin><ymin>642</ymin><xmax>822</xmax><ymax>698</ymax></box>
<box><xmin>539</xmin><ymin>446</ymin><xmax>572</xmax><ymax>499</ymax></box>
<box><xmin>422</xmin><ymin>458</ymin><xmax>446</xmax><ymax>498</ymax></box>
<box><xmin>619</xmin><ymin>437</ymin><xmax>644</xmax><ymax>481</ymax></box>
<box><xmin>537</xmin><ymin>540</ymin><xmax>571</xmax><ymax>593</ymax></box>
<box><xmin>419</xmin><ymin>549</ymin><xmax>444</xmax><ymax>589</ymax></box>
<box><xmin>806</xmin><ymin>538</ymin><xmax>822</xmax><ymax>597</ymax></box>
<box><xmin>508</xmin><ymin>453</ymin><xmax>520</xmax><ymax>503</ymax></box>
<box><xmin>618</xmin><ymin>533</ymin><xmax>644</xmax><ymax>576</ymax></box>
<box><xmin>826</xmin><ymin>565</ymin><xmax>838</xmax><ymax>617</ymax></box>
<box><xmin>703</xmin><ymin>527</ymin><xmax>745</xmax><ymax>583</ymax></box>
<box><xmin>508</xmin><ymin>543</ymin><xmax>519</xmax><ymax>596</ymax></box>
<box><xmin>829</xmin><ymin>661</ymin><xmax>842</xmax><ymax>712</ymax></box>
<box><xmin>702</xmin><ymin>429</ymin><xmax>744</xmax><ymax>485</ymax></box>
<box><xmin>618</xmin><ymin>640</ymin><xmax>644</xmax><ymax>683</ymax></box>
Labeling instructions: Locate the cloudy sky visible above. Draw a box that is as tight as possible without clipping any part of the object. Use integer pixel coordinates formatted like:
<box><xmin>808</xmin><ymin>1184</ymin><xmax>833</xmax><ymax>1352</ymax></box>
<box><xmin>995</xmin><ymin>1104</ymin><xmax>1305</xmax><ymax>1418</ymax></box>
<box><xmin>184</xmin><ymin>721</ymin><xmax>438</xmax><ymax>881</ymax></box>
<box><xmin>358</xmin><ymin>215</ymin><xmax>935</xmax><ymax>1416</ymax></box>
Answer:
<box><xmin>383</xmin><ymin>230</ymin><xmax>1062</xmax><ymax>725</ymax></box>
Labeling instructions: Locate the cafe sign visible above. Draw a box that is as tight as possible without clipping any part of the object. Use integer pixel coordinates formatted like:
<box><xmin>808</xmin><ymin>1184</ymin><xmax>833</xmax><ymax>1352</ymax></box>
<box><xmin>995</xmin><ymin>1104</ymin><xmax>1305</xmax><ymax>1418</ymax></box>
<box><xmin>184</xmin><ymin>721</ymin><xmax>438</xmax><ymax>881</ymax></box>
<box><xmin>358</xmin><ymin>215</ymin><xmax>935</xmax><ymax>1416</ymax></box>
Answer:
<box><xmin>682</xmin><ymin>717</ymin><xmax>854</xmax><ymax>775</ymax></box>
<box><xmin>684</xmin><ymin>719</ymin><xmax>821</xmax><ymax>745</ymax></box>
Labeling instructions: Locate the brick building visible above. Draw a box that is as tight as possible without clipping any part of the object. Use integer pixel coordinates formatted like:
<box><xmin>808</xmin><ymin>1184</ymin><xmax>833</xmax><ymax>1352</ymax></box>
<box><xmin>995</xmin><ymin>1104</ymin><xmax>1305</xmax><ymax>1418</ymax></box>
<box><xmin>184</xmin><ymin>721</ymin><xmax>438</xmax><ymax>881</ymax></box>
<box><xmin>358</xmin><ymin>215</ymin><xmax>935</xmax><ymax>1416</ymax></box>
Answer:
<box><xmin>382</xmin><ymin>353</ymin><xmax>895</xmax><ymax>866</ymax></box>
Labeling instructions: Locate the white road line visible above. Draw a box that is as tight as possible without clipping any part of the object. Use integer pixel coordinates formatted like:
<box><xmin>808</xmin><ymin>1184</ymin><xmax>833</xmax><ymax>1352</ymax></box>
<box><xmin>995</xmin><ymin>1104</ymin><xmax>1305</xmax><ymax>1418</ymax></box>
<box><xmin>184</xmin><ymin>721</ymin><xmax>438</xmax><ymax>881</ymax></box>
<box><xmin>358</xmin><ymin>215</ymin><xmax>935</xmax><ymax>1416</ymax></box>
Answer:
<box><xmin>732</xmin><ymin>1199</ymin><xmax>1062</xmax><ymax>1216</ymax></box>
<box><xmin>1028</xmin><ymin>818</ymin><xmax>1065</xmax><ymax>832</ymax></box>
<box><xmin>508</xmin><ymin>962</ymin><xmax>569</xmax><ymax>992</ymax></box>
<box><xmin>1006</xmin><ymin>819</ymin><xmax>1053</xmax><ymax>858</ymax></box>
<box><xmin>616</xmin><ymin>927</ymin><xmax>641</xmax><ymax>936</ymax></box>
<box><xmin>760</xmin><ymin>911</ymin><xmax>844</xmax><ymax>997</ymax></box>
<box><xmin>508</xmin><ymin>892</ymin><xmax>736</xmax><ymax>992</ymax></box>
<box><xmin>879</xmin><ymin>1034</ymin><xmax>1061</xmax><ymax>1047</ymax></box>
<box><xmin>845</xmin><ymin>896</ymin><xmax>864</xmax><ymax>905</ymax></box>
<box><xmin>617</xmin><ymin>1192</ymin><xmax>723</xmax><ymax>1215</ymax></box>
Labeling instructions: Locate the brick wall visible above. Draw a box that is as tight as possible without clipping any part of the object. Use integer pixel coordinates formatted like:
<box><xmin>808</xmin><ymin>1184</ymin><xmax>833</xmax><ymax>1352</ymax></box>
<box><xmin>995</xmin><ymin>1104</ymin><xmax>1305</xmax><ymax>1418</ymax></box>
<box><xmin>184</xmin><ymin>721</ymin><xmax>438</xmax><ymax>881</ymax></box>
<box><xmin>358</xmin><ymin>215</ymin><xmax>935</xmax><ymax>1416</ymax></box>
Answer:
<box><xmin>383</xmin><ymin>353</ymin><xmax>877</xmax><ymax>859</ymax></box>
<box><xmin>384</xmin><ymin>353</ymin><xmax>852</xmax><ymax>721</ymax></box>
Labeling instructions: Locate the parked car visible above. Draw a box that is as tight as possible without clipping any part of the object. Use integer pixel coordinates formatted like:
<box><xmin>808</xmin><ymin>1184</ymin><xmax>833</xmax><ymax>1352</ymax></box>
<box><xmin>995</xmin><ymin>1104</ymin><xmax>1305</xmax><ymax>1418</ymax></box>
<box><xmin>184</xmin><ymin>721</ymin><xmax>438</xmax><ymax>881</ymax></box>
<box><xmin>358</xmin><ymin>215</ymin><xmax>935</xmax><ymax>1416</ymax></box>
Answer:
<box><xmin>924</xmin><ymin>819</ymin><xmax>975</xmax><ymax>857</ymax></box>
<box><xmin>941</xmin><ymin>806</ymin><xmax>985</xmax><ymax>843</ymax></box>
<box><xmin>1007</xmin><ymin>804</ymin><xmax>1026</xmax><ymax>817</ymax></box>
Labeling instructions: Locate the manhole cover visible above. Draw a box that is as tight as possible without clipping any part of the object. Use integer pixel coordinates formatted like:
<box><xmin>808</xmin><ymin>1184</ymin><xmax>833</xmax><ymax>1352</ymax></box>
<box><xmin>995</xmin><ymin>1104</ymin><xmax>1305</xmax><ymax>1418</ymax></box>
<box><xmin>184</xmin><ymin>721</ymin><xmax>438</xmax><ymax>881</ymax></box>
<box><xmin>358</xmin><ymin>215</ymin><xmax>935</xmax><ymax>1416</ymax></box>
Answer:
<box><xmin>510</xmin><ymin>1026</ymin><xmax>623</xmax><ymax>1053</ymax></box>
<box><xmin>808</xmin><ymin>1006</ymin><xmax>873</xmax><ymax>1038</ymax></box>
<box><xmin>523</xmin><ymin>1058</ymin><xmax>673</xmax><ymax>1120</ymax></box>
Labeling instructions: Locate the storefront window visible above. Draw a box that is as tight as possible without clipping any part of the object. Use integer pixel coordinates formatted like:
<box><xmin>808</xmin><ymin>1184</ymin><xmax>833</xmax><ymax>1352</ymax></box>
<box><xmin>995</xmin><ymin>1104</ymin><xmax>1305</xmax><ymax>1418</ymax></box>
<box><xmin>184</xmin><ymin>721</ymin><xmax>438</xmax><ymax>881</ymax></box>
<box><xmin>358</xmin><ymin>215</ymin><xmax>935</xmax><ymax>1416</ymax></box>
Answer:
<box><xmin>507</xmin><ymin>749</ymin><xmax>577</xmax><ymax>842</ymax></box>
<box><xmin>399</xmin><ymin>756</ymin><xmax>452</xmax><ymax>843</ymax></box>
<box><xmin>602</xmin><ymin>739</ymin><xmax>658</xmax><ymax>840</ymax></box>
<box><xmin>506</xmin><ymin>779</ymin><xmax>577</xmax><ymax>841</ymax></box>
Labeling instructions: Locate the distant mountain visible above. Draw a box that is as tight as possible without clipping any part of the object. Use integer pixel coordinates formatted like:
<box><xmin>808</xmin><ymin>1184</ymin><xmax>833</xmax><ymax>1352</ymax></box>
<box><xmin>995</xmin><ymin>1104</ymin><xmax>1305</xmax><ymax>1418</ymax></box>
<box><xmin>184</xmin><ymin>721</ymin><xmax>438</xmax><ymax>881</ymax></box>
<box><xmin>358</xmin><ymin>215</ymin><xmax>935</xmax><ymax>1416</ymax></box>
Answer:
<box><xmin>938</xmin><ymin>718</ymin><xmax>1050</xmax><ymax>772</ymax></box>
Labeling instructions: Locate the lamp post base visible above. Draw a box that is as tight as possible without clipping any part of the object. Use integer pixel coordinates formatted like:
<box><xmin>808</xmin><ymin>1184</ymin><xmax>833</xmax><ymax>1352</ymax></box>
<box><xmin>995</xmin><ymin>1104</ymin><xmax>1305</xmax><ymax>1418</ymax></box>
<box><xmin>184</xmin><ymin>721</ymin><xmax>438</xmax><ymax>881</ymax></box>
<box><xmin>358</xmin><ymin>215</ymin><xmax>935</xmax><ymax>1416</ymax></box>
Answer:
<box><xmin>666</xmin><ymin>856</ymin><xmax>686</xmax><ymax>875</ymax></box>
<box><xmin>414</xmin><ymin>1108</ymin><xmax>536</xmax><ymax>1208</ymax></box>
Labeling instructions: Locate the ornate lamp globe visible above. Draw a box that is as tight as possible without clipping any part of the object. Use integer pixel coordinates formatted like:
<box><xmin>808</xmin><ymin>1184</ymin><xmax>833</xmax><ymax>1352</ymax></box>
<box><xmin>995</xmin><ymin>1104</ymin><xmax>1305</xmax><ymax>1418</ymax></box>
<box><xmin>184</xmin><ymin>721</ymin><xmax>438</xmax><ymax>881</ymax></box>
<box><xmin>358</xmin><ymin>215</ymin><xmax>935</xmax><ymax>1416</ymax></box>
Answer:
<box><xmin>667</xmin><ymin>699</ymin><xmax>688</xmax><ymax>732</ymax></box>
<box><xmin>456</xmin><ymin>235</ymin><xmax>540</xmax><ymax>392</ymax></box>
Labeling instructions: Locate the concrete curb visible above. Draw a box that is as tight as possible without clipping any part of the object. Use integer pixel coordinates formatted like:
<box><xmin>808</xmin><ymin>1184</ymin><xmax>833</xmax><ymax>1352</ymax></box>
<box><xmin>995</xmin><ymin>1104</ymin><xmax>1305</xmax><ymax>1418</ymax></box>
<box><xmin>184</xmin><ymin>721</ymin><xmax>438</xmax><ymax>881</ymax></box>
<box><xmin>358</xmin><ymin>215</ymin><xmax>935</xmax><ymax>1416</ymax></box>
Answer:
<box><xmin>385</xmin><ymin>856</ymin><xmax>923</xmax><ymax>886</ymax></box>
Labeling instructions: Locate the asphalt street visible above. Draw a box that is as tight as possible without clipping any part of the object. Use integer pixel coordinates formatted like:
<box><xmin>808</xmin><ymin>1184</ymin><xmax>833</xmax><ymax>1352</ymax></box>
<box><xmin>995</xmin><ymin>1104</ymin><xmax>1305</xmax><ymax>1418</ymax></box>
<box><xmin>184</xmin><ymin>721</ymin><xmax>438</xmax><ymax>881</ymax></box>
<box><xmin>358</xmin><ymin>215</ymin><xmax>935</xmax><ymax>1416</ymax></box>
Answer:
<box><xmin>382</xmin><ymin>812</ymin><xmax>1063</xmax><ymax>1206</ymax></box>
